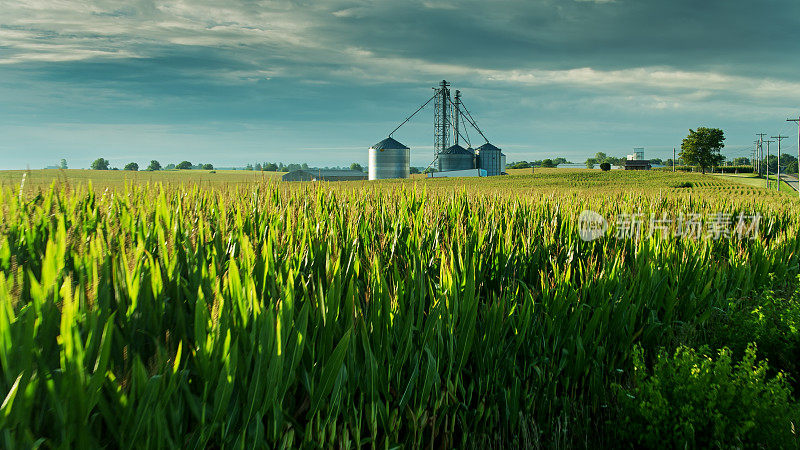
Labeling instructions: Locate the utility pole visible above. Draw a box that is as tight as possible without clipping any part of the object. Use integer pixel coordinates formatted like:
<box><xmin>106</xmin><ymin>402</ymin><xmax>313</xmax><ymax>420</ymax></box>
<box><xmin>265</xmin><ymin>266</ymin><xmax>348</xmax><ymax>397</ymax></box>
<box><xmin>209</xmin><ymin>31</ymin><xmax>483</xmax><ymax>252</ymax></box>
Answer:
<box><xmin>772</xmin><ymin>135</ymin><xmax>788</xmax><ymax>192</ymax></box>
<box><xmin>764</xmin><ymin>139</ymin><xmax>774</xmax><ymax>189</ymax></box>
<box><xmin>673</xmin><ymin>147</ymin><xmax>676</xmax><ymax>172</ymax></box>
<box><xmin>756</xmin><ymin>133</ymin><xmax>767</xmax><ymax>178</ymax></box>
<box><xmin>789</xmin><ymin>117</ymin><xmax>800</xmax><ymax>199</ymax></box>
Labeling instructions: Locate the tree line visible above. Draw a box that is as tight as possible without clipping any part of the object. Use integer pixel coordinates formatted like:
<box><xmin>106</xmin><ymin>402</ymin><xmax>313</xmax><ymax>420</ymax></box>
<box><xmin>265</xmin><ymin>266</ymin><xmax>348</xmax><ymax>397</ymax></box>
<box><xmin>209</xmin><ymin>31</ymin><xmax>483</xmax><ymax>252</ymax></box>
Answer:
<box><xmin>245</xmin><ymin>162</ymin><xmax>367</xmax><ymax>172</ymax></box>
<box><xmin>89</xmin><ymin>159</ymin><xmax>213</xmax><ymax>171</ymax></box>
<box><xmin>507</xmin><ymin>157</ymin><xmax>572</xmax><ymax>169</ymax></box>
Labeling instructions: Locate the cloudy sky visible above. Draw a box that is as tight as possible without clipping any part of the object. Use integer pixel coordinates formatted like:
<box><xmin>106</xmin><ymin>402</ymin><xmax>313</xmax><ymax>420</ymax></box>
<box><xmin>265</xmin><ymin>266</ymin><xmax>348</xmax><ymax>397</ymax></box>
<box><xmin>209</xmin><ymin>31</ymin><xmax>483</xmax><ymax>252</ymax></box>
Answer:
<box><xmin>2</xmin><ymin>0</ymin><xmax>799</xmax><ymax>169</ymax></box>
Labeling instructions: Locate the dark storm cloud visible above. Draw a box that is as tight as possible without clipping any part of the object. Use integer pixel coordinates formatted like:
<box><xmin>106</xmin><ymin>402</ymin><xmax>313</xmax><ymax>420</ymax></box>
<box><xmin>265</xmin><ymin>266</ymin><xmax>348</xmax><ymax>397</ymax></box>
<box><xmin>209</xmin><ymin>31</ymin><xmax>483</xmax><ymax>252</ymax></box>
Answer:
<box><xmin>0</xmin><ymin>0</ymin><xmax>798</xmax><ymax>168</ymax></box>
<box><xmin>318</xmin><ymin>0</ymin><xmax>799</xmax><ymax>74</ymax></box>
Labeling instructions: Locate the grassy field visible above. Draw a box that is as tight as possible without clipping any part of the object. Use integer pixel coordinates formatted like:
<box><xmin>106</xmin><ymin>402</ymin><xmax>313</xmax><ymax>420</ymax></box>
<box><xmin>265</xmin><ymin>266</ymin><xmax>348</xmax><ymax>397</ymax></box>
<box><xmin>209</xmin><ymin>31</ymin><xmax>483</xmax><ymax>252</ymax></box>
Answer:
<box><xmin>0</xmin><ymin>169</ymin><xmax>285</xmax><ymax>191</ymax></box>
<box><xmin>709</xmin><ymin>171</ymin><xmax>796</xmax><ymax>192</ymax></box>
<box><xmin>1</xmin><ymin>169</ymin><xmax>800</xmax><ymax>447</ymax></box>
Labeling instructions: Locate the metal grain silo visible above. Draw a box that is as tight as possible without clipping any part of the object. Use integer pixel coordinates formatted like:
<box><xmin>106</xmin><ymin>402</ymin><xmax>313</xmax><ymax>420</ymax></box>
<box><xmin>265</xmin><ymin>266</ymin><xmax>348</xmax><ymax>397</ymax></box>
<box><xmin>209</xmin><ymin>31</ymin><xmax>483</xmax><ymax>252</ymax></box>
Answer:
<box><xmin>475</xmin><ymin>143</ymin><xmax>504</xmax><ymax>176</ymax></box>
<box><xmin>438</xmin><ymin>144</ymin><xmax>475</xmax><ymax>172</ymax></box>
<box><xmin>369</xmin><ymin>137</ymin><xmax>410</xmax><ymax>180</ymax></box>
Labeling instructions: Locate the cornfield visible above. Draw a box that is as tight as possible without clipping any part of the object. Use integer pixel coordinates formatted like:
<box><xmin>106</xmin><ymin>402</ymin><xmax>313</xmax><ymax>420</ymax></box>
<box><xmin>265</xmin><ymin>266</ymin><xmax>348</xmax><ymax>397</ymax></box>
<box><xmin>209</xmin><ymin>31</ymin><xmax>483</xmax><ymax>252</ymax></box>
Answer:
<box><xmin>0</xmin><ymin>179</ymin><xmax>798</xmax><ymax>447</ymax></box>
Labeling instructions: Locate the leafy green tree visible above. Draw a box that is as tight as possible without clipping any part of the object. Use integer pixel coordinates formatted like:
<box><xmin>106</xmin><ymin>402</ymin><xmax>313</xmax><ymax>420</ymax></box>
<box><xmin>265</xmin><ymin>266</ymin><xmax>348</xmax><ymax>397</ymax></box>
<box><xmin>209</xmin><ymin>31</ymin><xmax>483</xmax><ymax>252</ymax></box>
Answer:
<box><xmin>255</xmin><ymin>163</ymin><xmax>262</xmax><ymax>171</ymax></box>
<box><xmin>553</xmin><ymin>157</ymin><xmax>568</xmax><ymax>166</ymax></box>
<box><xmin>649</xmin><ymin>158</ymin><xmax>663</xmax><ymax>165</ymax></box>
<box><xmin>245</xmin><ymin>163</ymin><xmax>253</xmax><ymax>171</ymax></box>
<box><xmin>423</xmin><ymin>167</ymin><xmax>437</xmax><ymax>174</ymax></box>
<box><xmin>176</xmin><ymin>161</ymin><xmax>193</xmax><ymax>170</ymax></box>
<box><xmin>124</xmin><ymin>162</ymin><xmax>139</xmax><ymax>171</ymax></box>
<box><xmin>680</xmin><ymin>127</ymin><xmax>725</xmax><ymax>174</ymax></box>
<box><xmin>350</xmin><ymin>162</ymin><xmax>363</xmax><ymax>172</ymax></box>
<box><xmin>202</xmin><ymin>163</ymin><xmax>214</xmax><ymax>170</ymax></box>
<box><xmin>301</xmin><ymin>163</ymin><xmax>309</xmax><ymax>170</ymax></box>
<box><xmin>540</xmin><ymin>159</ymin><xmax>555</xmax><ymax>168</ymax></box>
<box><xmin>147</xmin><ymin>160</ymin><xmax>161</xmax><ymax>171</ymax></box>
<box><xmin>90</xmin><ymin>158</ymin><xmax>110</xmax><ymax>170</ymax></box>
<box><xmin>409</xmin><ymin>167</ymin><xmax>420</xmax><ymax>174</ymax></box>
<box><xmin>165</xmin><ymin>163</ymin><xmax>176</xmax><ymax>170</ymax></box>
<box><xmin>787</xmin><ymin>161</ymin><xmax>799</xmax><ymax>175</ymax></box>
<box><xmin>585</xmin><ymin>158</ymin><xmax>596</xmax><ymax>169</ymax></box>
<box><xmin>59</xmin><ymin>159</ymin><xmax>68</xmax><ymax>170</ymax></box>
<box><xmin>263</xmin><ymin>163</ymin><xmax>278</xmax><ymax>171</ymax></box>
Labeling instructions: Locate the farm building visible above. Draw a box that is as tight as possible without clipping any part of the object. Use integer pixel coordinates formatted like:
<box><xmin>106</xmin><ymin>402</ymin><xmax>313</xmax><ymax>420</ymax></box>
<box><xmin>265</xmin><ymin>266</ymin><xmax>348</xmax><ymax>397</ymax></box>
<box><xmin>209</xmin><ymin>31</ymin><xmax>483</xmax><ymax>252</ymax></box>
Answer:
<box><xmin>282</xmin><ymin>169</ymin><xmax>368</xmax><ymax>182</ymax></box>
<box><xmin>623</xmin><ymin>160</ymin><xmax>652</xmax><ymax>170</ymax></box>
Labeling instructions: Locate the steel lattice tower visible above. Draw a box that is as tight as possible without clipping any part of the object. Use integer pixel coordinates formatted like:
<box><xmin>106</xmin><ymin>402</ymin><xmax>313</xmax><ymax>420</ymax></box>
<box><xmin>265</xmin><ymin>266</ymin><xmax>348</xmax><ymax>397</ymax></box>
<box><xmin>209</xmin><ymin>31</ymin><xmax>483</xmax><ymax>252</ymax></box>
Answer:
<box><xmin>433</xmin><ymin>80</ymin><xmax>451</xmax><ymax>159</ymax></box>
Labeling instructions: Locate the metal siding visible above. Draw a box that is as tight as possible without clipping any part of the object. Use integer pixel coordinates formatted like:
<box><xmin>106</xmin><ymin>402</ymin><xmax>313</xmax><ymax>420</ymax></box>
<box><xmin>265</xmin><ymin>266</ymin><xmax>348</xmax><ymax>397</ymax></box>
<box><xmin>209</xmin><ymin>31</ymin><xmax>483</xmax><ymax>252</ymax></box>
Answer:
<box><xmin>369</xmin><ymin>147</ymin><xmax>410</xmax><ymax>180</ymax></box>
<box><xmin>476</xmin><ymin>148</ymin><xmax>501</xmax><ymax>176</ymax></box>
<box><xmin>438</xmin><ymin>152</ymin><xmax>475</xmax><ymax>172</ymax></box>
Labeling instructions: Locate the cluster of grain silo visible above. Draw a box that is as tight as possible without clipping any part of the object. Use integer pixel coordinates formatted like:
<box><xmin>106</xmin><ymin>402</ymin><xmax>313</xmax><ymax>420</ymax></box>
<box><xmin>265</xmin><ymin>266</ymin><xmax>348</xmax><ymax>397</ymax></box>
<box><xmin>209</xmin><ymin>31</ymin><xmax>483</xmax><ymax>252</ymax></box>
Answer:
<box><xmin>435</xmin><ymin>142</ymin><xmax>506</xmax><ymax>176</ymax></box>
<box><xmin>369</xmin><ymin>80</ymin><xmax>506</xmax><ymax>180</ymax></box>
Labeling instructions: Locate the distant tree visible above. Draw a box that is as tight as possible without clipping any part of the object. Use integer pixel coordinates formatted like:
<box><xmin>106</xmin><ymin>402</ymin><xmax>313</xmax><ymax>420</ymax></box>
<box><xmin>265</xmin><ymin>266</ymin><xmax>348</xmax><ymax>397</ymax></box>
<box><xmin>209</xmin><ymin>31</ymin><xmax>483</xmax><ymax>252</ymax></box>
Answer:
<box><xmin>600</xmin><ymin>162</ymin><xmax>611</xmax><ymax>171</ymax></box>
<box><xmin>649</xmin><ymin>158</ymin><xmax>663</xmax><ymax>165</ymax></box>
<box><xmin>301</xmin><ymin>163</ymin><xmax>309</xmax><ymax>170</ymax></box>
<box><xmin>585</xmin><ymin>158</ymin><xmax>596</xmax><ymax>169</ymax></box>
<box><xmin>680</xmin><ymin>127</ymin><xmax>725</xmax><ymax>174</ymax></box>
<box><xmin>350</xmin><ymin>162</ymin><xmax>363</xmax><ymax>172</ymax></box>
<box><xmin>91</xmin><ymin>158</ymin><xmax>110</xmax><ymax>170</ymax></box>
<box><xmin>508</xmin><ymin>161</ymin><xmax>530</xmax><ymax>169</ymax></box>
<box><xmin>124</xmin><ymin>162</ymin><xmax>139</xmax><ymax>171</ymax></box>
<box><xmin>553</xmin><ymin>157</ymin><xmax>568</xmax><ymax>166</ymax></box>
<box><xmin>263</xmin><ymin>163</ymin><xmax>278</xmax><ymax>171</ymax></box>
<box><xmin>255</xmin><ymin>163</ymin><xmax>262</xmax><ymax>171</ymax></box>
<box><xmin>787</xmin><ymin>161</ymin><xmax>799</xmax><ymax>175</ymax></box>
<box><xmin>409</xmin><ymin>167</ymin><xmax>420</xmax><ymax>174</ymax></box>
<box><xmin>732</xmin><ymin>157</ymin><xmax>750</xmax><ymax>166</ymax></box>
<box><xmin>540</xmin><ymin>159</ymin><xmax>555</xmax><ymax>168</ymax></box>
<box><xmin>202</xmin><ymin>163</ymin><xmax>214</xmax><ymax>170</ymax></box>
<box><xmin>59</xmin><ymin>159</ymin><xmax>68</xmax><ymax>170</ymax></box>
<box><xmin>147</xmin><ymin>160</ymin><xmax>161</xmax><ymax>171</ymax></box>
<box><xmin>176</xmin><ymin>161</ymin><xmax>193</xmax><ymax>170</ymax></box>
<box><xmin>165</xmin><ymin>163</ymin><xmax>176</xmax><ymax>170</ymax></box>
<box><xmin>423</xmin><ymin>167</ymin><xmax>437</xmax><ymax>174</ymax></box>
<box><xmin>286</xmin><ymin>163</ymin><xmax>301</xmax><ymax>172</ymax></box>
<box><xmin>245</xmin><ymin>163</ymin><xmax>254</xmax><ymax>171</ymax></box>
<box><xmin>111</xmin><ymin>167</ymin><xmax>119</xmax><ymax>171</ymax></box>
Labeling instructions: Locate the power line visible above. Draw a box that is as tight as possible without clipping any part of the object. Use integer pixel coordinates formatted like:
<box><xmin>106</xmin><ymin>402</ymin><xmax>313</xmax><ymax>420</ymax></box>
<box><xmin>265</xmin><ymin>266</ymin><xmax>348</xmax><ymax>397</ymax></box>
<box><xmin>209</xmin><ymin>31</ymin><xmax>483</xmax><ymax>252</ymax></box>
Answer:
<box><xmin>388</xmin><ymin>91</ymin><xmax>437</xmax><ymax>138</ymax></box>
<box><xmin>756</xmin><ymin>133</ymin><xmax>767</xmax><ymax>178</ymax></box>
<box><xmin>771</xmin><ymin>135</ymin><xmax>789</xmax><ymax>192</ymax></box>
<box><xmin>764</xmin><ymin>139</ymin><xmax>775</xmax><ymax>189</ymax></box>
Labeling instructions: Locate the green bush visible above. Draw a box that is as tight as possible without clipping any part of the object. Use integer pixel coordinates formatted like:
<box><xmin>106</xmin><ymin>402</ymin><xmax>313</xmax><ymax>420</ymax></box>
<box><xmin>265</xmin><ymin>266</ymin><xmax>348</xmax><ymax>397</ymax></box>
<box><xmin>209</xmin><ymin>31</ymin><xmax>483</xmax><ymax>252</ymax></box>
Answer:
<box><xmin>707</xmin><ymin>281</ymin><xmax>800</xmax><ymax>380</ymax></box>
<box><xmin>615</xmin><ymin>345</ymin><xmax>798</xmax><ymax>448</ymax></box>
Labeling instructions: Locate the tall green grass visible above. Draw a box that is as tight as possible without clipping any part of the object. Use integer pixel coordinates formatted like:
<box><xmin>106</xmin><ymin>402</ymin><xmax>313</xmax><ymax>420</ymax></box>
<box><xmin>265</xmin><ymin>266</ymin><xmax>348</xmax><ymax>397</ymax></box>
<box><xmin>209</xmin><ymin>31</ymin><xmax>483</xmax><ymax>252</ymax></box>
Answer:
<box><xmin>0</xmin><ymin>181</ymin><xmax>798</xmax><ymax>447</ymax></box>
